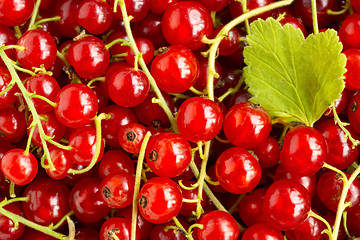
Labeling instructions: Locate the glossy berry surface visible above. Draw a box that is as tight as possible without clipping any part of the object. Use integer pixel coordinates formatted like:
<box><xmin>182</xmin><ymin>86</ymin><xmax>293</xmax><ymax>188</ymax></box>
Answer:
<box><xmin>100</xmin><ymin>217</ymin><xmax>134</xmax><ymax>240</ymax></box>
<box><xmin>317</xmin><ymin>171</ymin><xmax>360</xmax><ymax>212</ymax></box>
<box><xmin>44</xmin><ymin>146</ymin><xmax>73</xmax><ymax>180</ymax></box>
<box><xmin>0</xmin><ymin>107</ymin><xmax>26</xmax><ymax>143</ymax></box>
<box><xmin>223</xmin><ymin>102</ymin><xmax>272</xmax><ymax>149</ymax></box>
<box><xmin>197</xmin><ymin>211</ymin><xmax>239</xmax><ymax>240</ymax></box>
<box><xmin>285</xmin><ymin>213</ymin><xmax>325</xmax><ymax>240</ymax></box>
<box><xmin>145</xmin><ymin>132</ymin><xmax>192</xmax><ymax>178</ymax></box>
<box><xmin>253</xmin><ymin>136</ymin><xmax>280</xmax><ymax>168</ymax></box>
<box><xmin>177</xmin><ymin>97</ymin><xmax>223</xmax><ymax>142</ymax></box>
<box><xmin>161</xmin><ymin>1</ymin><xmax>213</xmax><ymax>50</ymax></box>
<box><xmin>22</xmin><ymin>178</ymin><xmax>71</xmax><ymax>227</ymax></box>
<box><xmin>238</xmin><ymin>188</ymin><xmax>267</xmax><ymax>227</ymax></box>
<box><xmin>0</xmin><ymin>67</ymin><xmax>17</xmax><ymax>109</ymax></box>
<box><xmin>0</xmin><ymin>195</ymin><xmax>25</xmax><ymax>240</ymax></box>
<box><xmin>280</xmin><ymin>125</ymin><xmax>327</xmax><ymax>176</ymax></box>
<box><xmin>339</xmin><ymin>13</ymin><xmax>360</xmax><ymax>50</ymax></box>
<box><xmin>100</xmin><ymin>172</ymin><xmax>135</xmax><ymax>209</ymax></box>
<box><xmin>67</xmin><ymin>36</ymin><xmax>110</xmax><ymax>79</ymax></box>
<box><xmin>76</xmin><ymin>0</ymin><xmax>113</xmax><ymax>35</ymax></box>
<box><xmin>215</xmin><ymin>147</ymin><xmax>262</xmax><ymax>194</ymax></box>
<box><xmin>262</xmin><ymin>180</ymin><xmax>311</xmax><ymax>231</ymax></box>
<box><xmin>316</xmin><ymin>119</ymin><xmax>360</xmax><ymax>170</ymax></box>
<box><xmin>118</xmin><ymin>123</ymin><xmax>148</xmax><ymax>154</ymax></box>
<box><xmin>0</xmin><ymin>0</ymin><xmax>34</xmax><ymax>26</ymax></box>
<box><xmin>55</xmin><ymin>83</ymin><xmax>98</xmax><ymax>128</ymax></box>
<box><xmin>343</xmin><ymin>49</ymin><xmax>360</xmax><ymax>90</ymax></box>
<box><xmin>108</xmin><ymin>67</ymin><xmax>150</xmax><ymax>107</ymax></box>
<box><xmin>1</xmin><ymin>149</ymin><xmax>38</xmax><ymax>185</ymax></box>
<box><xmin>151</xmin><ymin>45</ymin><xmax>199</xmax><ymax>94</ymax></box>
<box><xmin>241</xmin><ymin>222</ymin><xmax>284</xmax><ymax>240</ymax></box>
<box><xmin>138</xmin><ymin>177</ymin><xmax>182</xmax><ymax>224</ymax></box>
<box><xmin>69</xmin><ymin>178</ymin><xmax>111</xmax><ymax>223</ymax></box>
<box><xmin>16</xmin><ymin>29</ymin><xmax>57</xmax><ymax>70</ymax></box>
<box><xmin>69</xmin><ymin>126</ymin><xmax>105</xmax><ymax>166</ymax></box>
<box><xmin>24</xmin><ymin>74</ymin><xmax>60</xmax><ymax>113</ymax></box>
<box><xmin>98</xmin><ymin>150</ymin><xmax>135</xmax><ymax>179</ymax></box>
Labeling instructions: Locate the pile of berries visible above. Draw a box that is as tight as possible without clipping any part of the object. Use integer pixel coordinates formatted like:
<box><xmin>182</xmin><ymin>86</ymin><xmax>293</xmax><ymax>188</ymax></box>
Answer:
<box><xmin>0</xmin><ymin>0</ymin><xmax>360</xmax><ymax>239</ymax></box>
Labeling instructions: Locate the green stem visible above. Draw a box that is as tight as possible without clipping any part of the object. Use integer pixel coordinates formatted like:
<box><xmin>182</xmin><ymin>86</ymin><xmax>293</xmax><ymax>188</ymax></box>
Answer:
<box><xmin>105</xmin><ymin>38</ymin><xmax>128</xmax><ymax>50</ymax></box>
<box><xmin>131</xmin><ymin>131</ymin><xmax>151</xmax><ymax>240</ymax></box>
<box><xmin>342</xmin><ymin>211</ymin><xmax>351</xmax><ymax>238</ymax></box>
<box><xmin>240</xmin><ymin>0</ymin><xmax>251</xmax><ymax>35</ymax></box>
<box><xmin>311</xmin><ymin>0</ymin><xmax>319</xmax><ymax>34</ymax></box>
<box><xmin>195</xmin><ymin>141</ymin><xmax>211</xmax><ymax>218</ymax></box>
<box><xmin>0</xmin><ymin>49</ymin><xmax>56</xmax><ymax>171</ymax></box>
<box><xmin>0</xmin><ymin>80</ymin><xmax>15</xmax><ymax>96</ymax></box>
<box><xmin>87</xmin><ymin>77</ymin><xmax>106</xmax><ymax>87</ymax></box>
<box><xmin>217</xmin><ymin>75</ymin><xmax>244</xmax><ymax>102</ymax></box>
<box><xmin>173</xmin><ymin>217</ymin><xmax>194</xmax><ymax>240</ymax></box>
<box><xmin>9</xmin><ymin>181</ymin><xmax>16</xmax><ymax>198</ymax></box>
<box><xmin>12</xmin><ymin>63</ymin><xmax>36</xmax><ymax>76</ymax></box>
<box><xmin>29</xmin><ymin>93</ymin><xmax>57</xmax><ymax>107</ymax></box>
<box><xmin>203</xmin><ymin>0</ymin><xmax>294</xmax><ymax>102</ymax></box>
<box><xmin>0</xmin><ymin>198</ymin><xmax>67</xmax><ymax>240</ymax></box>
<box><xmin>27</xmin><ymin>0</ymin><xmax>42</xmax><ymax>31</ymax></box>
<box><xmin>189</xmin><ymin>86</ymin><xmax>207</xmax><ymax>96</ymax></box>
<box><xmin>25</xmin><ymin>124</ymin><xmax>36</xmax><ymax>154</ymax></box>
<box><xmin>323</xmin><ymin>163</ymin><xmax>347</xmax><ymax>181</ymax></box>
<box><xmin>45</xmin><ymin>138</ymin><xmax>72</xmax><ymax>151</ymax></box>
<box><xmin>13</xmin><ymin>26</ymin><xmax>22</xmax><ymax>38</ymax></box>
<box><xmin>118</xmin><ymin>0</ymin><xmax>179</xmax><ymax>133</ymax></box>
<box><xmin>68</xmin><ymin>113</ymin><xmax>110</xmax><ymax>174</ymax></box>
<box><xmin>34</xmin><ymin>16</ymin><xmax>61</xmax><ymax>28</ymax></box>
<box><xmin>332</xmin><ymin>165</ymin><xmax>360</xmax><ymax>240</ymax></box>
<box><xmin>308</xmin><ymin>210</ymin><xmax>333</xmax><ymax>238</ymax></box>
<box><xmin>50</xmin><ymin>211</ymin><xmax>74</xmax><ymax>230</ymax></box>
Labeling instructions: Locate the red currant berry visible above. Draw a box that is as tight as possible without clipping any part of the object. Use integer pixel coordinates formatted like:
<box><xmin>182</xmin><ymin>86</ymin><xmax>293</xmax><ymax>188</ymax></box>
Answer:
<box><xmin>230</xmin><ymin>0</ymin><xmax>274</xmax><ymax>22</ymax></box>
<box><xmin>118</xmin><ymin>123</ymin><xmax>148</xmax><ymax>154</ymax></box>
<box><xmin>110</xmin><ymin>0</ymin><xmax>149</xmax><ymax>22</ymax></box>
<box><xmin>316</xmin><ymin>119</ymin><xmax>360</xmax><ymax>170</ymax></box>
<box><xmin>0</xmin><ymin>194</ymin><xmax>25</xmax><ymax>240</ymax></box>
<box><xmin>280</xmin><ymin>125</ymin><xmax>327</xmax><ymax>176</ymax></box>
<box><xmin>22</xmin><ymin>178</ymin><xmax>71</xmax><ymax>227</ymax></box>
<box><xmin>69</xmin><ymin>126</ymin><xmax>104</xmax><ymax>166</ymax></box>
<box><xmin>223</xmin><ymin>102</ymin><xmax>272</xmax><ymax>149</ymax></box>
<box><xmin>238</xmin><ymin>188</ymin><xmax>267</xmax><ymax>226</ymax></box>
<box><xmin>1</xmin><ymin>149</ymin><xmax>38</xmax><ymax>185</ymax></box>
<box><xmin>253</xmin><ymin>136</ymin><xmax>280</xmax><ymax>168</ymax></box>
<box><xmin>24</xmin><ymin>74</ymin><xmax>60</xmax><ymax>113</ymax></box>
<box><xmin>125</xmin><ymin>38</ymin><xmax>155</xmax><ymax>66</ymax></box>
<box><xmin>101</xmin><ymin>104</ymin><xmax>138</xmax><ymax>147</ymax></box>
<box><xmin>0</xmin><ymin>67</ymin><xmax>17</xmax><ymax>109</ymax></box>
<box><xmin>146</xmin><ymin>133</ymin><xmax>192</xmax><ymax>178</ymax></box>
<box><xmin>285</xmin><ymin>212</ymin><xmax>326</xmax><ymax>240</ymax></box>
<box><xmin>317</xmin><ymin>171</ymin><xmax>360</xmax><ymax>212</ymax></box>
<box><xmin>98</xmin><ymin>150</ymin><xmax>135</xmax><ymax>179</ymax></box>
<box><xmin>197</xmin><ymin>211</ymin><xmax>239</xmax><ymax>240</ymax></box>
<box><xmin>161</xmin><ymin>1</ymin><xmax>213</xmax><ymax>50</ymax></box>
<box><xmin>55</xmin><ymin>83</ymin><xmax>98</xmax><ymax>128</ymax></box>
<box><xmin>138</xmin><ymin>177</ymin><xmax>182</xmax><ymax>224</ymax></box>
<box><xmin>16</xmin><ymin>29</ymin><xmax>57</xmax><ymax>70</ymax></box>
<box><xmin>0</xmin><ymin>0</ymin><xmax>34</xmax><ymax>26</ymax></box>
<box><xmin>67</xmin><ymin>36</ymin><xmax>110</xmax><ymax>79</ymax></box>
<box><xmin>76</xmin><ymin>0</ymin><xmax>113</xmax><ymax>35</ymax></box>
<box><xmin>100</xmin><ymin>217</ymin><xmax>136</xmax><ymax>240</ymax></box>
<box><xmin>108</xmin><ymin>67</ymin><xmax>150</xmax><ymax>107</ymax></box>
<box><xmin>339</xmin><ymin>13</ymin><xmax>360</xmax><ymax>50</ymax></box>
<box><xmin>177</xmin><ymin>97</ymin><xmax>223</xmax><ymax>142</ymax></box>
<box><xmin>69</xmin><ymin>177</ymin><xmax>111</xmax><ymax>223</ymax></box>
<box><xmin>241</xmin><ymin>222</ymin><xmax>283</xmax><ymax>240</ymax></box>
<box><xmin>0</xmin><ymin>107</ymin><xmax>26</xmax><ymax>143</ymax></box>
<box><xmin>100</xmin><ymin>172</ymin><xmax>135</xmax><ymax>209</ymax></box>
<box><xmin>44</xmin><ymin>146</ymin><xmax>73</xmax><ymax>180</ymax></box>
<box><xmin>262</xmin><ymin>180</ymin><xmax>311</xmax><ymax>231</ymax></box>
<box><xmin>151</xmin><ymin>45</ymin><xmax>199</xmax><ymax>93</ymax></box>
<box><xmin>149</xmin><ymin>219</ymin><xmax>188</xmax><ymax>240</ymax></box>
<box><xmin>215</xmin><ymin>147</ymin><xmax>262</xmax><ymax>194</ymax></box>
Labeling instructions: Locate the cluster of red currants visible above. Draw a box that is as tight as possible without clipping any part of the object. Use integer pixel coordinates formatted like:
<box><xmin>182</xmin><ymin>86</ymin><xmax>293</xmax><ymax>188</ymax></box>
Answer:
<box><xmin>0</xmin><ymin>0</ymin><xmax>359</xmax><ymax>240</ymax></box>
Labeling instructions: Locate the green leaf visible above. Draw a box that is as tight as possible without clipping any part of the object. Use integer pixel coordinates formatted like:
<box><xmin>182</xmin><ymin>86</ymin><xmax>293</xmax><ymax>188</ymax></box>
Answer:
<box><xmin>243</xmin><ymin>18</ymin><xmax>347</xmax><ymax>126</ymax></box>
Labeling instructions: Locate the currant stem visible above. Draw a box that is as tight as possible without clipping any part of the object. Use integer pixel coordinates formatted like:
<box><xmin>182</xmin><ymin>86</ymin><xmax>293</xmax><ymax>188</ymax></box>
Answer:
<box><xmin>105</xmin><ymin>38</ymin><xmax>129</xmax><ymax>50</ymax></box>
<box><xmin>240</xmin><ymin>0</ymin><xmax>251</xmax><ymax>35</ymax></box>
<box><xmin>323</xmin><ymin>163</ymin><xmax>347</xmax><ymax>180</ymax></box>
<box><xmin>189</xmin><ymin>86</ymin><xmax>207</xmax><ymax>96</ymax></box>
<box><xmin>0</xmin><ymin>80</ymin><xmax>15</xmax><ymax>96</ymax></box>
<box><xmin>27</xmin><ymin>0</ymin><xmax>42</xmax><ymax>31</ymax></box>
<box><xmin>9</xmin><ymin>181</ymin><xmax>16</xmax><ymax>198</ymax></box>
<box><xmin>66</xmin><ymin>217</ymin><xmax>75</xmax><ymax>240</ymax></box>
<box><xmin>67</xmin><ymin>113</ymin><xmax>111</xmax><ymax>174</ymax></box>
<box><xmin>0</xmin><ymin>49</ymin><xmax>56</xmax><ymax>171</ymax></box>
<box><xmin>131</xmin><ymin>131</ymin><xmax>151</xmax><ymax>240</ymax></box>
<box><xmin>173</xmin><ymin>216</ymin><xmax>195</xmax><ymax>240</ymax></box>
<box><xmin>29</xmin><ymin>93</ymin><xmax>57</xmax><ymax>107</ymax></box>
<box><xmin>203</xmin><ymin>0</ymin><xmax>294</xmax><ymax>102</ymax></box>
<box><xmin>217</xmin><ymin>75</ymin><xmax>244</xmax><ymax>102</ymax></box>
<box><xmin>308</xmin><ymin>210</ymin><xmax>333</xmax><ymax>238</ymax></box>
<box><xmin>117</xmin><ymin>0</ymin><xmax>179</xmax><ymax>133</ymax></box>
<box><xmin>0</xmin><ymin>197</ymin><xmax>68</xmax><ymax>240</ymax></box>
<box><xmin>12</xmin><ymin>63</ymin><xmax>36</xmax><ymax>76</ymax></box>
<box><xmin>311</xmin><ymin>0</ymin><xmax>319</xmax><ymax>34</ymax></box>
<box><xmin>50</xmin><ymin>211</ymin><xmax>74</xmax><ymax>230</ymax></box>
<box><xmin>332</xmin><ymin>164</ymin><xmax>360</xmax><ymax>240</ymax></box>
<box><xmin>34</xmin><ymin>16</ymin><xmax>61</xmax><ymax>28</ymax></box>
<box><xmin>342</xmin><ymin>211</ymin><xmax>351</xmax><ymax>238</ymax></box>
<box><xmin>25</xmin><ymin>124</ymin><xmax>36</xmax><ymax>154</ymax></box>
<box><xmin>195</xmin><ymin>141</ymin><xmax>210</xmax><ymax>218</ymax></box>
